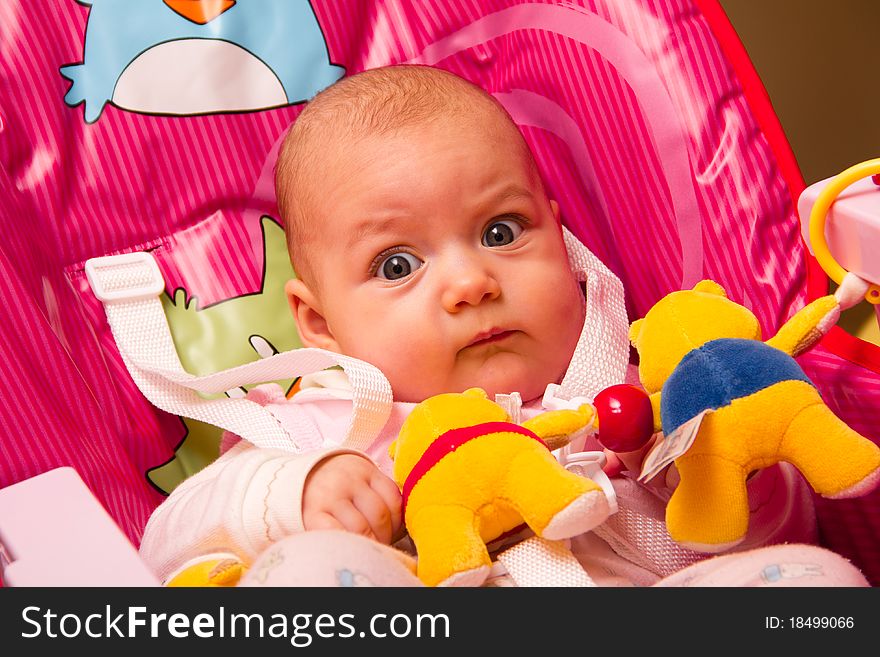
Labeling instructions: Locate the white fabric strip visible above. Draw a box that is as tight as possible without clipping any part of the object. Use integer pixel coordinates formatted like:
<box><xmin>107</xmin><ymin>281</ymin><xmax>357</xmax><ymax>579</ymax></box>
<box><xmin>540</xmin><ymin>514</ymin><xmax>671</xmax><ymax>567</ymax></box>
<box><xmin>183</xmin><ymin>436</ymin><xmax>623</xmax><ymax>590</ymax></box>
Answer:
<box><xmin>86</xmin><ymin>253</ymin><xmax>392</xmax><ymax>452</ymax></box>
<box><xmin>497</xmin><ymin>536</ymin><xmax>596</xmax><ymax>587</ymax></box>
<box><xmin>559</xmin><ymin>227</ymin><xmax>629</xmax><ymax>401</ymax></box>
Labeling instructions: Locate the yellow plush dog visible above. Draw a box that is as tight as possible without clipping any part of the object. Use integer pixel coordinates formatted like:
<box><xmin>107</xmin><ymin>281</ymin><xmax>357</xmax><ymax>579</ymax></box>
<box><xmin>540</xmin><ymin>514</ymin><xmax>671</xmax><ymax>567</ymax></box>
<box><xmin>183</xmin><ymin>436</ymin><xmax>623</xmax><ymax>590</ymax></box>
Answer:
<box><xmin>630</xmin><ymin>280</ymin><xmax>880</xmax><ymax>552</ymax></box>
<box><xmin>389</xmin><ymin>388</ymin><xmax>609</xmax><ymax>586</ymax></box>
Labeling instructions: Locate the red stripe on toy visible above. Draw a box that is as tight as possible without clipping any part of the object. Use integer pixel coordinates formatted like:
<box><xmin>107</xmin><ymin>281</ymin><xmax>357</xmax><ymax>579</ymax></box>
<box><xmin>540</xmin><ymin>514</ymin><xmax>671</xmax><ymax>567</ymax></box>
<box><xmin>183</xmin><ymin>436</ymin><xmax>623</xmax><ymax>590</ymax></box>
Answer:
<box><xmin>401</xmin><ymin>422</ymin><xmax>547</xmax><ymax>513</ymax></box>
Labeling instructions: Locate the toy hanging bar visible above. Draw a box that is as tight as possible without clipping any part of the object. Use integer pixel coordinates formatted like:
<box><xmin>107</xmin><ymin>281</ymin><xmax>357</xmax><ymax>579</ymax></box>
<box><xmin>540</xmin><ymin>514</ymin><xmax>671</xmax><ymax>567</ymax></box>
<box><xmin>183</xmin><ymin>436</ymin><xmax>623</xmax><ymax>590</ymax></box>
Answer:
<box><xmin>803</xmin><ymin>158</ymin><xmax>880</xmax><ymax>307</ymax></box>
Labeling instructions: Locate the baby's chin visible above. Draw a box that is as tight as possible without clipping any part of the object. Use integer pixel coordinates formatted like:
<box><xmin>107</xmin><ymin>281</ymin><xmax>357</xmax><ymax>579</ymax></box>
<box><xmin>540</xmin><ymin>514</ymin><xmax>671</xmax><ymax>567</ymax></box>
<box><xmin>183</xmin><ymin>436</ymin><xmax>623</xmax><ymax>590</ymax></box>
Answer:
<box><xmin>465</xmin><ymin>353</ymin><xmax>566</xmax><ymax>403</ymax></box>
<box><xmin>393</xmin><ymin>359</ymin><xmax>555</xmax><ymax>404</ymax></box>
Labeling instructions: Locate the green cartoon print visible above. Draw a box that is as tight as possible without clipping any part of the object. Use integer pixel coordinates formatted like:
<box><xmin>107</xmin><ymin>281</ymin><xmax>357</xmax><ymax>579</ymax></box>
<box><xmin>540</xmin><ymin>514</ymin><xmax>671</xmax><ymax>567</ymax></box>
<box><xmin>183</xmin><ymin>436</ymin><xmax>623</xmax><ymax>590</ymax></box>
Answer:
<box><xmin>147</xmin><ymin>216</ymin><xmax>301</xmax><ymax>494</ymax></box>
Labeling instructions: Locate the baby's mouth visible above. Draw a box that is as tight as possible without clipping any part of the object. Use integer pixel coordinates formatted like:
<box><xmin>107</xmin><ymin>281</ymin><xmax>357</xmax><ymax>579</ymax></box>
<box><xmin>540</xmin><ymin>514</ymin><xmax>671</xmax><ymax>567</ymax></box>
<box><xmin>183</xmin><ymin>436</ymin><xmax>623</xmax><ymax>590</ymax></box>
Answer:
<box><xmin>464</xmin><ymin>328</ymin><xmax>518</xmax><ymax>349</ymax></box>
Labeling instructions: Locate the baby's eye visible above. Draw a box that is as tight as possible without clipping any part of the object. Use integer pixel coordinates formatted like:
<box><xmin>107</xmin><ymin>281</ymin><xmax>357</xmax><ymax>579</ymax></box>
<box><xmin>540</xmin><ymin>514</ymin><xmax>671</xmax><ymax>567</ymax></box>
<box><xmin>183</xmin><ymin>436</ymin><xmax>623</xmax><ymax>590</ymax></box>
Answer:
<box><xmin>482</xmin><ymin>219</ymin><xmax>524</xmax><ymax>247</ymax></box>
<box><xmin>375</xmin><ymin>252</ymin><xmax>423</xmax><ymax>280</ymax></box>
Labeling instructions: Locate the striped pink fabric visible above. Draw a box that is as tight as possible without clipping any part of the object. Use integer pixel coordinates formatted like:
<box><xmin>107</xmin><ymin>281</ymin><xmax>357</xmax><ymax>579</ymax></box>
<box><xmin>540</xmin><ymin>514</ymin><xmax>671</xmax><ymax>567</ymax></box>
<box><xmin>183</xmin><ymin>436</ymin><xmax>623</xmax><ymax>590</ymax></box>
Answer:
<box><xmin>1</xmin><ymin>0</ymin><xmax>878</xmax><ymax>582</ymax></box>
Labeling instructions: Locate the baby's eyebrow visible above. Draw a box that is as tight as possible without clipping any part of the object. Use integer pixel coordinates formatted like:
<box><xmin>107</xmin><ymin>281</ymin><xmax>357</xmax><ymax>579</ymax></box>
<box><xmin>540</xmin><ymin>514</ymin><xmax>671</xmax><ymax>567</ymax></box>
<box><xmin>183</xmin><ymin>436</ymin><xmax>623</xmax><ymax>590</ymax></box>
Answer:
<box><xmin>492</xmin><ymin>184</ymin><xmax>534</xmax><ymax>204</ymax></box>
<box><xmin>347</xmin><ymin>215</ymin><xmax>403</xmax><ymax>249</ymax></box>
<box><xmin>346</xmin><ymin>185</ymin><xmax>536</xmax><ymax>249</ymax></box>
<box><xmin>474</xmin><ymin>184</ymin><xmax>536</xmax><ymax>215</ymax></box>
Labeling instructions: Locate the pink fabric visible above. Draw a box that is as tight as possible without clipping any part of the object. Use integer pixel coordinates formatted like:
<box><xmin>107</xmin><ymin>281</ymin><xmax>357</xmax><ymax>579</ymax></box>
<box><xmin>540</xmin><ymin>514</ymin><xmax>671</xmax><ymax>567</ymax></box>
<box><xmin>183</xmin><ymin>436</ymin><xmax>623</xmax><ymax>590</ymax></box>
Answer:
<box><xmin>653</xmin><ymin>543</ymin><xmax>868</xmax><ymax>587</ymax></box>
<box><xmin>1</xmin><ymin>0</ymin><xmax>878</xmax><ymax>581</ymax></box>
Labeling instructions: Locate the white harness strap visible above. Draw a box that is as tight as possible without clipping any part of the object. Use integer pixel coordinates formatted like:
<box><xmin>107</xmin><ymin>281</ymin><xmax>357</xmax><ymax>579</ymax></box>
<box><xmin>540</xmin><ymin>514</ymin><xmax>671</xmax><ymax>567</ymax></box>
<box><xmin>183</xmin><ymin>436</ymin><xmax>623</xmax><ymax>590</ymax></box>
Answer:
<box><xmin>558</xmin><ymin>227</ymin><xmax>629</xmax><ymax>401</ymax></box>
<box><xmin>85</xmin><ymin>252</ymin><xmax>393</xmax><ymax>452</ymax></box>
<box><xmin>592</xmin><ymin>507</ymin><xmax>705</xmax><ymax>578</ymax></box>
<box><xmin>496</xmin><ymin>537</ymin><xmax>596</xmax><ymax>587</ymax></box>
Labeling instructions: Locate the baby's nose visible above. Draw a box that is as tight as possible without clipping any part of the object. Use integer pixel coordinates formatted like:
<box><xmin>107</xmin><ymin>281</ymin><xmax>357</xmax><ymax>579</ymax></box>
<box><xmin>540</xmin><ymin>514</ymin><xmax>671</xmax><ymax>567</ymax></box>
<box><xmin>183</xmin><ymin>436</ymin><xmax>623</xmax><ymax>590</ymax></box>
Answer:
<box><xmin>441</xmin><ymin>266</ymin><xmax>501</xmax><ymax>312</ymax></box>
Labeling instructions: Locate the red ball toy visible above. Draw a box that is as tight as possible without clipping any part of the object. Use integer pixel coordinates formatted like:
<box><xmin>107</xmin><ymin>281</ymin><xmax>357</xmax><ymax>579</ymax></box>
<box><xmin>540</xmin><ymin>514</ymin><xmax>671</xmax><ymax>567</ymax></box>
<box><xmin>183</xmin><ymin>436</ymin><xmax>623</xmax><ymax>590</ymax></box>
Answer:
<box><xmin>593</xmin><ymin>384</ymin><xmax>655</xmax><ymax>453</ymax></box>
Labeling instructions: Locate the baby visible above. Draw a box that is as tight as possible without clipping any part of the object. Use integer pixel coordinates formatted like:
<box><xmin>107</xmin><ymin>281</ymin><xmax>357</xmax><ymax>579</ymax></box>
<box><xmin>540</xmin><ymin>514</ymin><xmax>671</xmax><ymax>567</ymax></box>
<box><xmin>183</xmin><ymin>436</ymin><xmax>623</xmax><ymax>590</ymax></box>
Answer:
<box><xmin>278</xmin><ymin>64</ymin><xmax>589</xmax><ymax>546</ymax></box>
<box><xmin>139</xmin><ymin>65</ymin><xmax>868</xmax><ymax>587</ymax></box>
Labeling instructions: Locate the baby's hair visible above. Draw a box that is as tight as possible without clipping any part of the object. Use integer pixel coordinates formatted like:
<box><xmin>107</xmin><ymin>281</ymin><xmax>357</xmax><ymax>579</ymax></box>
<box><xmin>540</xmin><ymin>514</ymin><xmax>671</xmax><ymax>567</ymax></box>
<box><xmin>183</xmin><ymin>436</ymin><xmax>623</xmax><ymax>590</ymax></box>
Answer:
<box><xmin>274</xmin><ymin>65</ymin><xmax>529</xmax><ymax>285</ymax></box>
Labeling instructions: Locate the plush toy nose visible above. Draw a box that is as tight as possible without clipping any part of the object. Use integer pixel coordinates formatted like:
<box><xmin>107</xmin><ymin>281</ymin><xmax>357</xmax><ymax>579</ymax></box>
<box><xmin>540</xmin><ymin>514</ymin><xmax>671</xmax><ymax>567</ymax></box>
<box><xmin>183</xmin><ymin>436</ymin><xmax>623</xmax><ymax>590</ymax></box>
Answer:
<box><xmin>164</xmin><ymin>0</ymin><xmax>236</xmax><ymax>25</ymax></box>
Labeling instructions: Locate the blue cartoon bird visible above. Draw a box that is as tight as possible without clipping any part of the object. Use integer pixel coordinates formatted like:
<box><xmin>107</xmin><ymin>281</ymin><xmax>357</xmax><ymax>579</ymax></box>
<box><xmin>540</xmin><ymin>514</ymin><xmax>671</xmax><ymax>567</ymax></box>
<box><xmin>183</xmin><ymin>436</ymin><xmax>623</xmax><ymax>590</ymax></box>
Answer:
<box><xmin>61</xmin><ymin>0</ymin><xmax>345</xmax><ymax>123</ymax></box>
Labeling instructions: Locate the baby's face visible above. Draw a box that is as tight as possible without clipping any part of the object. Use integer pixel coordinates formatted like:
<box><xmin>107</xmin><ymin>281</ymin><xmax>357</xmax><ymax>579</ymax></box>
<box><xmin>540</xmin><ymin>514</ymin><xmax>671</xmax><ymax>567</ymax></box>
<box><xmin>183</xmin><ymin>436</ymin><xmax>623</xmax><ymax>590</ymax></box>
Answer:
<box><xmin>289</xmin><ymin>115</ymin><xmax>585</xmax><ymax>402</ymax></box>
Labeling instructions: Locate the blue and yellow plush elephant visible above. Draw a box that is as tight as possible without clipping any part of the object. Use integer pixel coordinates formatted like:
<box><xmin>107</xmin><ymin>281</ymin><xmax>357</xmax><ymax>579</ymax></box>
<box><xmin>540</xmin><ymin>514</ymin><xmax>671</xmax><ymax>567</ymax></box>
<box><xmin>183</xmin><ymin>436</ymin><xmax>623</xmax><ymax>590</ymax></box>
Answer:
<box><xmin>630</xmin><ymin>280</ymin><xmax>880</xmax><ymax>552</ymax></box>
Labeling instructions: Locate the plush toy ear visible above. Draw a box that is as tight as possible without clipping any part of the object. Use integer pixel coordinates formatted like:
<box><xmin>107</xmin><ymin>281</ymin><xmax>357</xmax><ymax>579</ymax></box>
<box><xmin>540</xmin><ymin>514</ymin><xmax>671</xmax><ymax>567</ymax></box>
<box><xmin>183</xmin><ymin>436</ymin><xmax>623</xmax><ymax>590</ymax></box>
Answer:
<box><xmin>628</xmin><ymin>318</ymin><xmax>644</xmax><ymax>346</ymax></box>
<box><xmin>388</xmin><ymin>439</ymin><xmax>398</xmax><ymax>461</ymax></box>
<box><xmin>463</xmin><ymin>388</ymin><xmax>489</xmax><ymax>399</ymax></box>
<box><xmin>693</xmin><ymin>280</ymin><xmax>727</xmax><ymax>297</ymax></box>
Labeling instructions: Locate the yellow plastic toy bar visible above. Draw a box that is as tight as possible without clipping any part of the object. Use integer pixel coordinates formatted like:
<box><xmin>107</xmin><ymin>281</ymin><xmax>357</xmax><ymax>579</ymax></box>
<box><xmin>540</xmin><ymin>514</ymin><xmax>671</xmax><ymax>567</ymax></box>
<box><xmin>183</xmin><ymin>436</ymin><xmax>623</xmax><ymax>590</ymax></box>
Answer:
<box><xmin>808</xmin><ymin>158</ymin><xmax>880</xmax><ymax>305</ymax></box>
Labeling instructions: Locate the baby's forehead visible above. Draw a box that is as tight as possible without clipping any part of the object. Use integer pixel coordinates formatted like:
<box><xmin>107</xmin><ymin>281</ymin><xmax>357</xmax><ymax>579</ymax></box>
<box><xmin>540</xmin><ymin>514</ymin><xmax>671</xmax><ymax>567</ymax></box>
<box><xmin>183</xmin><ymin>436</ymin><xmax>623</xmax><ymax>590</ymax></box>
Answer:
<box><xmin>325</xmin><ymin>105</ymin><xmax>527</xmax><ymax>172</ymax></box>
<box><xmin>284</xmin><ymin>81</ymin><xmax>540</xmax><ymax>238</ymax></box>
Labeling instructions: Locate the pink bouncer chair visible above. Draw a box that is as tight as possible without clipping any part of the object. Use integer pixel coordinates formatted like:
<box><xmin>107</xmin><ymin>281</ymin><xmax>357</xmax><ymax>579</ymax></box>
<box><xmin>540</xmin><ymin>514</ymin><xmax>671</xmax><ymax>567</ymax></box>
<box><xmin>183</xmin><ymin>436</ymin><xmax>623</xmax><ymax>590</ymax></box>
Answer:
<box><xmin>1</xmin><ymin>0</ymin><xmax>878</xmax><ymax>584</ymax></box>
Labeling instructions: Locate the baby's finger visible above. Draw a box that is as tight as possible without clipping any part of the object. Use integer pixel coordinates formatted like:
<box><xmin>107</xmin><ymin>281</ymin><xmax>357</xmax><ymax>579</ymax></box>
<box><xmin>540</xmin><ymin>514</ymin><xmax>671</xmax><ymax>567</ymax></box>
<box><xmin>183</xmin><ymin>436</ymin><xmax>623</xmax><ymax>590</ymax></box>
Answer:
<box><xmin>352</xmin><ymin>487</ymin><xmax>394</xmax><ymax>545</ymax></box>
<box><xmin>303</xmin><ymin>510</ymin><xmax>345</xmax><ymax>533</ymax></box>
<box><xmin>370</xmin><ymin>470</ymin><xmax>403</xmax><ymax>539</ymax></box>
<box><xmin>602</xmin><ymin>449</ymin><xmax>623</xmax><ymax>477</ymax></box>
<box><xmin>616</xmin><ymin>433</ymin><xmax>659</xmax><ymax>475</ymax></box>
<box><xmin>330</xmin><ymin>499</ymin><xmax>375</xmax><ymax>540</ymax></box>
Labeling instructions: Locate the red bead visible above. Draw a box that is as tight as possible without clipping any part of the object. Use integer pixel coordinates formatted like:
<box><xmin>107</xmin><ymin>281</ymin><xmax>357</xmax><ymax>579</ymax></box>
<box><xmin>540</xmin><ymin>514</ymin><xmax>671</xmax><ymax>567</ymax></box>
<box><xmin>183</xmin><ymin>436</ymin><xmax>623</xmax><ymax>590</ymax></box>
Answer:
<box><xmin>593</xmin><ymin>384</ymin><xmax>654</xmax><ymax>452</ymax></box>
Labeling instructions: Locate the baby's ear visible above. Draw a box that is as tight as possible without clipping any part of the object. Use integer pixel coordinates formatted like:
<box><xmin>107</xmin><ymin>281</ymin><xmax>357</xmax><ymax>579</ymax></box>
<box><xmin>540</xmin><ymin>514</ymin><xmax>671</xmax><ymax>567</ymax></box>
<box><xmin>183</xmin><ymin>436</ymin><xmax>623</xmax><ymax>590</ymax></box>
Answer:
<box><xmin>285</xmin><ymin>279</ymin><xmax>340</xmax><ymax>352</ymax></box>
<box><xmin>549</xmin><ymin>199</ymin><xmax>561</xmax><ymax>224</ymax></box>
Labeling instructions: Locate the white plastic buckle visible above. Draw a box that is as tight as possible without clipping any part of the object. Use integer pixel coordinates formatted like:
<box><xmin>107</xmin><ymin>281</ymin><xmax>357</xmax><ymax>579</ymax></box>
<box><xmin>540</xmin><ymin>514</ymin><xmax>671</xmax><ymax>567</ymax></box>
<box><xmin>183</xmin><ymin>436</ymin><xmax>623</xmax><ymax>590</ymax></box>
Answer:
<box><xmin>559</xmin><ymin>450</ymin><xmax>618</xmax><ymax>514</ymax></box>
<box><xmin>541</xmin><ymin>383</ymin><xmax>591</xmax><ymax>411</ymax></box>
<box><xmin>494</xmin><ymin>392</ymin><xmax>523</xmax><ymax>424</ymax></box>
<box><xmin>85</xmin><ymin>252</ymin><xmax>165</xmax><ymax>303</ymax></box>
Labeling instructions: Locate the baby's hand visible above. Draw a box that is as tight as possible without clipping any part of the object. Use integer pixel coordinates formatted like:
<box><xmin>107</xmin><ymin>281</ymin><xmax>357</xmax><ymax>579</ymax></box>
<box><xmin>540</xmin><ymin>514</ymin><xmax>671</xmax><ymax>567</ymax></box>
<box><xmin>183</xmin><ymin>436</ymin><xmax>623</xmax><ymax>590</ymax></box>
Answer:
<box><xmin>602</xmin><ymin>434</ymin><xmax>683</xmax><ymax>489</ymax></box>
<box><xmin>302</xmin><ymin>454</ymin><xmax>403</xmax><ymax>544</ymax></box>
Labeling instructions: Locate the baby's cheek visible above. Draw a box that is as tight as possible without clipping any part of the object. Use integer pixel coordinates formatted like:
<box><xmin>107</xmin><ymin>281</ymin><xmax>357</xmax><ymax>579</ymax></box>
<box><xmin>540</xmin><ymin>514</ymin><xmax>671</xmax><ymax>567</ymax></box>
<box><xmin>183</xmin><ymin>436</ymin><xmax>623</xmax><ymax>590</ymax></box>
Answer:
<box><xmin>555</xmin><ymin>268</ymin><xmax>585</xmax><ymax>321</ymax></box>
<box><xmin>527</xmin><ymin>269</ymin><xmax>581</xmax><ymax>326</ymax></box>
<box><xmin>538</xmin><ymin>274</ymin><xmax>584</xmax><ymax>362</ymax></box>
<box><xmin>363</xmin><ymin>332</ymin><xmax>451</xmax><ymax>401</ymax></box>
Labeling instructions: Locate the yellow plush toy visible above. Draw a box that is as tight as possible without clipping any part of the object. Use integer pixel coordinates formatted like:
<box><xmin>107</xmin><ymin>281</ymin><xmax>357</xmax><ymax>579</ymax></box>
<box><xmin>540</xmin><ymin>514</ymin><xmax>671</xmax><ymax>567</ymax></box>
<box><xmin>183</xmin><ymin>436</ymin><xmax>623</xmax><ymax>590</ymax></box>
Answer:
<box><xmin>389</xmin><ymin>388</ymin><xmax>609</xmax><ymax>587</ymax></box>
<box><xmin>630</xmin><ymin>280</ymin><xmax>880</xmax><ymax>552</ymax></box>
<box><xmin>165</xmin><ymin>553</ymin><xmax>247</xmax><ymax>587</ymax></box>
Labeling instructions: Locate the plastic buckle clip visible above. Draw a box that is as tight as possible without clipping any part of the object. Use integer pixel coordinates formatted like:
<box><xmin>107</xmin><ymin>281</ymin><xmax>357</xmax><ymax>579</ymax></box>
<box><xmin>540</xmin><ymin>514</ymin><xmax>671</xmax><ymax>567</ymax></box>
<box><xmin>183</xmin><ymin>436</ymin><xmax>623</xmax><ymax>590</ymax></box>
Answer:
<box><xmin>560</xmin><ymin>450</ymin><xmax>618</xmax><ymax>514</ymax></box>
<box><xmin>85</xmin><ymin>252</ymin><xmax>165</xmax><ymax>303</ymax></box>
<box><xmin>541</xmin><ymin>383</ymin><xmax>591</xmax><ymax>411</ymax></box>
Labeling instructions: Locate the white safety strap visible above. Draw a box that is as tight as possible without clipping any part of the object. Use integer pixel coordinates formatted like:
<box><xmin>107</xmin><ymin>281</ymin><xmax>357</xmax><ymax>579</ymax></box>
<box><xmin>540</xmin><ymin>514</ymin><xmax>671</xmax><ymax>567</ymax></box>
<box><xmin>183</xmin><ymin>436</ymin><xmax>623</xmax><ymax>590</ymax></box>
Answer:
<box><xmin>497</xmin><ymin>537</ymin><xmax>596</xmax><ymax>587</ymax></box>
<box><xmin>494</xmin><ymin>452</ymin><xmax>614</xmax><ymax>587</ymax></box>
<box><xmin>591</xmin><ymin>508</ymin><xmax>705</xmax><ymax>578</ymax></box>
<box><xmin>558</xmin><ymin>227</ymin><xmax>629</xmax><ymax>401</ymax></box>
<box><xmin>84</xmin><ymin>252</ymin><xmax>393</xmax><ymax>452</ymax></box>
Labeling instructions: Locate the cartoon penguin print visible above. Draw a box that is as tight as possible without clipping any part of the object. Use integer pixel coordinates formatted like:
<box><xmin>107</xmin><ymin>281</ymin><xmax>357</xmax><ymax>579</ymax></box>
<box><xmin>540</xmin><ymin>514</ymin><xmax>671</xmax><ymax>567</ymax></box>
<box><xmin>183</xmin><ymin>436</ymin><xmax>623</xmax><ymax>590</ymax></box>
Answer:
<box><xmin>61</xmin><ymin>0</ymin><xmax>345</xmax><ymax>123</ymax></box>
